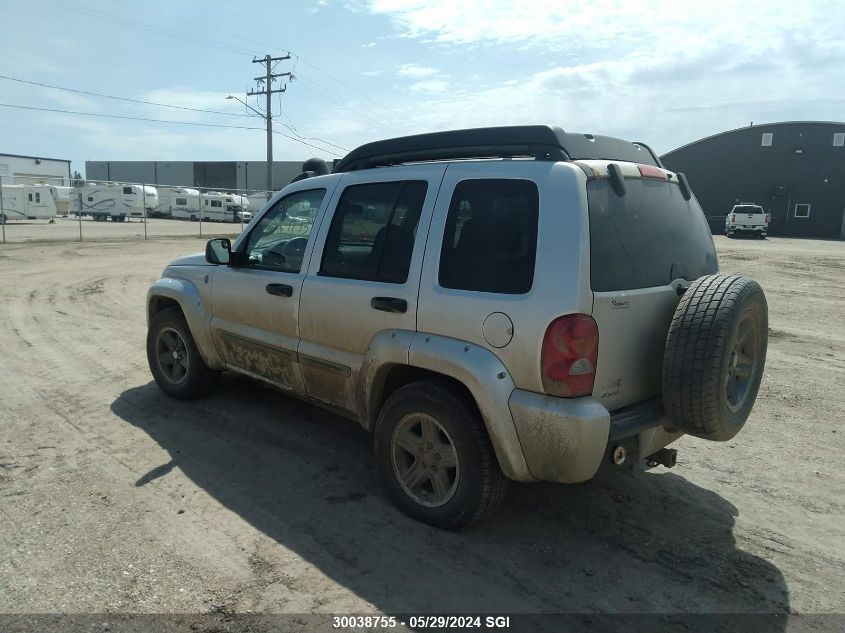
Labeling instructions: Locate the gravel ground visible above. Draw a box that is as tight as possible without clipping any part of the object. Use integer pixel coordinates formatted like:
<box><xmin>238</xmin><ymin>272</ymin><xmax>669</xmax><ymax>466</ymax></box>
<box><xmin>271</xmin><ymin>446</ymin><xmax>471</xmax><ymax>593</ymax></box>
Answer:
<box><xmin>0</xmin><ymin>235</ymin><xmax>842</xmax><ymax>627</ymax></box>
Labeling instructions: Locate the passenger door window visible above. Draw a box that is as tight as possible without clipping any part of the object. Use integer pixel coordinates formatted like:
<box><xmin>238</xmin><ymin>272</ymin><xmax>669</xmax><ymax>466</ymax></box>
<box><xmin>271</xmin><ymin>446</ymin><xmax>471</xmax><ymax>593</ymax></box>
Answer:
<box><xmin>243</xmin><ymin>188</ymin><xmax>326</xmax><ymax>273</ymax></box>
<box><xmin>320</xmin><ymin>181</ymin><xmax>427</xmax><ymax>284</ymax></box>
<box><xmin>438</xmin><ymin>179</ymin><xmax>539</xmax><ymax>294</ymax></box>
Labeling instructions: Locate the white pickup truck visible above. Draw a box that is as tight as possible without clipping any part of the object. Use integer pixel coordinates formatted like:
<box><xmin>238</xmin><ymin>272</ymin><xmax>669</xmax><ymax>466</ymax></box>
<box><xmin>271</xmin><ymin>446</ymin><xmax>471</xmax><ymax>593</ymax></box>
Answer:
<box><xmin>725</xmin><ymin>204</ymin><xmax>769</xmax><ymax>238</ymax></box>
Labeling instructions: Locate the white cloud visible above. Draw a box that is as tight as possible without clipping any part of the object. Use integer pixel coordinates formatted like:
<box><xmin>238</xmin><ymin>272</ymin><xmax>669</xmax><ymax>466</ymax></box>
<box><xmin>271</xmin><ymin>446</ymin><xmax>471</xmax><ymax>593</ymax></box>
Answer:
<box><xmin>366</xmin><ymin>0</ymin><xmax>838</xmax><ymax>54</ymax></box>
<box><xmin>396</xmin><ymin>63</ymin><xmax>438</xmax><ymax>78</ymax></box>
<box><xmin>361</xmin><ymin>41</ymin><xmax>377</xmax><ymax>48</ymax></box>
<box><xmin>409</xmin><ymin>79</ymin><xmax>449</xmax><ymax>94</ymax></box>
<box><xmin>351</xmin><ymin>0</ymin><xmax>845</xmax><ymax>155</ymax></box>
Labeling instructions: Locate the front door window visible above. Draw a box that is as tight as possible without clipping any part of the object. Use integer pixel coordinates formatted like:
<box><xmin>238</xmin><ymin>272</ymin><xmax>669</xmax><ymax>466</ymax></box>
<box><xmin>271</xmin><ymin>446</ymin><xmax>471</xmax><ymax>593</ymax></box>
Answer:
<box><xmin>244</xmin><ymin>188</ymin><xmax>327</xmax><ymax>273</ymax></box>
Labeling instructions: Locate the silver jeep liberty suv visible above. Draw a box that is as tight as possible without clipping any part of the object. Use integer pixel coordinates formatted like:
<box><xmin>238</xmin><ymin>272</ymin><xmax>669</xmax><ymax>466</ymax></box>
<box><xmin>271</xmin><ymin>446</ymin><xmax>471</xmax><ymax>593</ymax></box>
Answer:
<box><xmin>147</xmin><ymin>126</ymin><xmax>768</xmax><ymax>529</ymax></box>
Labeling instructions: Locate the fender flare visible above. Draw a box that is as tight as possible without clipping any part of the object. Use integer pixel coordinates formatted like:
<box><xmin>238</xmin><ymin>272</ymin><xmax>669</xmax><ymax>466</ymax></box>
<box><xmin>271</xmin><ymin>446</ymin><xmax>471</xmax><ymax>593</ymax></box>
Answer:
<box><xmin>146</xmin><ymin>278</ymin><xmax>224</xmax><ymax>370</ymax></box>
<box><xmin>359</xmin><ymin>330</ymin><xmax>534</xmax><ymax>482</ymax></box>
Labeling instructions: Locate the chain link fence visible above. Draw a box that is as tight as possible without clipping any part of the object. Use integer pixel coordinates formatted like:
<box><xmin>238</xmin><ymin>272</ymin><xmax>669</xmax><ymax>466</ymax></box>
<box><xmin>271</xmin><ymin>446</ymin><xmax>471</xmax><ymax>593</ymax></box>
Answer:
<box><xmin>0</xmin><ymin>174</ymin><xmax>273</xmax><ymax>244</ymax></box>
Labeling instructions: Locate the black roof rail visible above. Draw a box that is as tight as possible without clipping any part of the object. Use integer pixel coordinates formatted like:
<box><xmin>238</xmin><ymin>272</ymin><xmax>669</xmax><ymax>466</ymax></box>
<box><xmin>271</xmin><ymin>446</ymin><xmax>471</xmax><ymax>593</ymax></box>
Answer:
<box><xmin>332</xmin><ymin>125</ymin><xmax>661</xmax><ymax>172</ymax></box>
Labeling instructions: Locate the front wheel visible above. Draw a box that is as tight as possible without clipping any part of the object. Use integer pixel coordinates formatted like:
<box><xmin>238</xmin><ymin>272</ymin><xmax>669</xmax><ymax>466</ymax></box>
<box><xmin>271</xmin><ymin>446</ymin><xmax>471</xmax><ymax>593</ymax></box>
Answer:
<box><xmin>146</xmin><ymin>306</ymin><xmax>219</xmax><ymax>399</ymax></box>
<box><xmin>374</xmin><ymin>381</ymin><xmax>508</xmax><ymax>530</ymax></box>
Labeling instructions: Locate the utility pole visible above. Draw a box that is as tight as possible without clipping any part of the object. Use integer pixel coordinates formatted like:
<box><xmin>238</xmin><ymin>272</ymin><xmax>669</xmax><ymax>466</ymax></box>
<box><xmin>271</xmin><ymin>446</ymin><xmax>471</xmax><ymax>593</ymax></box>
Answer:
<box><xmin>248</xmin><ymin>54</ymin><xmax>291</xmax><ymax>199</ymax></box>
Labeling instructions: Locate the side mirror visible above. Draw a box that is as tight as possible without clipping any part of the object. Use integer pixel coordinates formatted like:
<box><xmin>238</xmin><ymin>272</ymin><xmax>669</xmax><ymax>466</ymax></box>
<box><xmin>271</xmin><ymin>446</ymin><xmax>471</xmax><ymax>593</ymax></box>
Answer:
<box><xmin>205</xmin><ymin>238</ymin><xmax>231</xmax><ymax>265</ymax></box>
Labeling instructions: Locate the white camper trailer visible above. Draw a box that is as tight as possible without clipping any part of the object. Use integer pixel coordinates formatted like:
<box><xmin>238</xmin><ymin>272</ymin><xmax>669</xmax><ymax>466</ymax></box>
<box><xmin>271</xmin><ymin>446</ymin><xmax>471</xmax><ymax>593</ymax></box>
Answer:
<box><xmin>49</xmin><ymin>186</ymin><xmax>74</xmax><ymax>216</ymax></box>
<box><xmin>72</xmin><ymin>183</ymin><xmax>158</xmax><ymax>221</ymax></box>
<box><xmin>246</xmin><ymin>192</ymin><xmax>270</xmax><ymax>216</ymax></box>
<box><xmin>157</xmin><ymin>187</ymin><xmax>200</xmax><ymax>219</ymax></box>
<box><xmin>195</xmin><ymin>191</ymin><xmax>251</xmax><ymax>223</ymax></box>
<box><xmin>0</xmin><ymin>184</ymin><xmax>58</xmax><ymax>222</ymax></box>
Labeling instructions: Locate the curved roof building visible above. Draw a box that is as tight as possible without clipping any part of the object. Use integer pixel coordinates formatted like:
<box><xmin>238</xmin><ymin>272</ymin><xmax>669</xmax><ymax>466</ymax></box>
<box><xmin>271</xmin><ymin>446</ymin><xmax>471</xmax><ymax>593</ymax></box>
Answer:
<box><xmin>661</xmin><ymin>121</ymin><xmax>845</xmax><ymax>239</ymax></box>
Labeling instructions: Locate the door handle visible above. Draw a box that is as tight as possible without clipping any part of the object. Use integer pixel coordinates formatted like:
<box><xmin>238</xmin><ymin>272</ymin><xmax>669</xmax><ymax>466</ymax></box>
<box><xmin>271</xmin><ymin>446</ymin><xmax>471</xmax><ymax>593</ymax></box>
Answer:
<box><xmin>370</xmin><ymin>297</ymin><xmax>407</xmax><ymax>314</ymax></box>
<box><xmin>266</xmin><ymin>283</ymin><xmax>293</xmax><ymax>297</ymax></box>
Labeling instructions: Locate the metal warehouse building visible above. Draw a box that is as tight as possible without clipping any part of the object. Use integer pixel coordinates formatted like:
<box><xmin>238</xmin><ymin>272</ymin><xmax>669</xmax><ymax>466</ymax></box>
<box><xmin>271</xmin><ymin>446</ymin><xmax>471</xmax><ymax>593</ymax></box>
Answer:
<box><xmin>85</xmin><ymin>160</ymin><xmax>310</xmax><ymax>193</ymax></box>
<box><xmin>0</xmin><ymin>153</ymin><xmax>72</xmax><ymax>186</ymax></box>
<box><xmin>661</xmin><ymin>121</ymin><xmax>845</xmax><ymax>240</ymax></box>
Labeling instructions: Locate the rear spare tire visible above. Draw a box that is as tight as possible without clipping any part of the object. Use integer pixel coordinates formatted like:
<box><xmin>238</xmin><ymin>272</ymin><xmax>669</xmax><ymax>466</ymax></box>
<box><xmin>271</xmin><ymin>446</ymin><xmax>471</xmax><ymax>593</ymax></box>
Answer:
<box><xmin>662</xmin><ymin>274</ymin><xmax>767</xmax><ymax>441</ymax></box>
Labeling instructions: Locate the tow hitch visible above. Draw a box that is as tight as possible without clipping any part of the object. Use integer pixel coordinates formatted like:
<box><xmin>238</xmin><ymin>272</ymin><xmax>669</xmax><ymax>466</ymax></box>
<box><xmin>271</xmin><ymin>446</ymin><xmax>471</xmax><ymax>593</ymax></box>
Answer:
<box><xmin>646</xmin><ymin>448</ymin><xmax>677</xmax><ymax>468</ymax></box>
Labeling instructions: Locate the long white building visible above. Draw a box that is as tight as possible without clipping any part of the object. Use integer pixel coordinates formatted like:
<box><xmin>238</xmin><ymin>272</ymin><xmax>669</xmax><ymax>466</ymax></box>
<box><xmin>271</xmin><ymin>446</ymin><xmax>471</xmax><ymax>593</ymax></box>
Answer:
<box><xmin>0</xmin><ymin>153</ymin><xmax>72</xmax><ymax>186</ymax></box>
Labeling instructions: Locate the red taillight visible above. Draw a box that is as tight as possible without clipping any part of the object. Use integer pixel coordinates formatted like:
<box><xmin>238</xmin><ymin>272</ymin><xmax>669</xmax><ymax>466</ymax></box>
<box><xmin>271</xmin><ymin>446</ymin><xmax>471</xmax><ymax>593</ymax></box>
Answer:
<box><xmin>764</xmin><ymin>214</ymin><xmax>770</xmax><ymax>224</ymax></box>
<box><xmin>637</xmin><ymin>164</ymin><xmax>668</xmax><ymax>180</ymax></box>
<box><xmin>731</xmin><ymin>214</ymin><xmax>736</xmax><ymax>222</ymax></box>
<box><xmin>541</xmin><ymin>314</ymin><xmax>599</xmax><ymax>398</ymax></box>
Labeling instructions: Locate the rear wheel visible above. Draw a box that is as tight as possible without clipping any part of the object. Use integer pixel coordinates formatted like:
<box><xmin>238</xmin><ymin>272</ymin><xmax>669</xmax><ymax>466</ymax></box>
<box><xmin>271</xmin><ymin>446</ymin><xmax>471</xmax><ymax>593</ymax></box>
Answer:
<box><xmin>374</xmin><ymin>381</ymin><xmax>508</xmax><ymax>530</ymax></box>
<box><xmin>146</xmin><ymin>306</ymin><xmax>219</xmax><ymax>399</ymax></box>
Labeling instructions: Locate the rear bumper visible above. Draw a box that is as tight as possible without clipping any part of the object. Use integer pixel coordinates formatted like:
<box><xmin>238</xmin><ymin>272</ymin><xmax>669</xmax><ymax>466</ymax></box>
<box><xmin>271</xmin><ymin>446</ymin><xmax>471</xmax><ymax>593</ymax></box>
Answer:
<box><xmin>727</xmin><ymin>225</ymin><xmax>766</xmax><ymax>233</ymax></box>
<box><xmin>508</xmin><ymin>390</ymin><xmax>681</xmax><ymax>483</ymax></box>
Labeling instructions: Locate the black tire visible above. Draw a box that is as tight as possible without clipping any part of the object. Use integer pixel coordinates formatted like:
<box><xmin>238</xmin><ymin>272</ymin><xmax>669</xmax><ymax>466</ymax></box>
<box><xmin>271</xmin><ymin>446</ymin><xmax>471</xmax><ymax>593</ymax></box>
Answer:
<box><xmin>663</xmin><ymin>274</ymin><xmax>768</xmax><ymax>441</ymax></box>
<box><xmin>374</xmin><ymin>381</ymin><xmax>508</xmax><ymax>530</ymax></box>
<box><xmin>146</xmin><ymin>306</ymin><xmax>219</xmax><ymax>399</ymax></box>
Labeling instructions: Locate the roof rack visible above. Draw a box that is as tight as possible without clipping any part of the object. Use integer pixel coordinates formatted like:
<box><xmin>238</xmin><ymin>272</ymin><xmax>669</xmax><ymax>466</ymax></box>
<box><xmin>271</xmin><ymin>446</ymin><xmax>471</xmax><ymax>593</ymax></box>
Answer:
<box><xmin>332</xmin><ymin>125</ymin><xmax>663</xmax><ymax>172</ymax></box>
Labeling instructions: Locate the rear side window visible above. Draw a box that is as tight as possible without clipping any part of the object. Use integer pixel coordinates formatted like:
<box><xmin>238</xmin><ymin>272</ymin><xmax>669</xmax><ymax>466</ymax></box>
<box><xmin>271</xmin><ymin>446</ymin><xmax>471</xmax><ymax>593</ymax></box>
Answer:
<box><xmin>320</xmin><ymin>180</ymin><xmax>427</xmax><ymax>284</ymax></box>
<box><xmin>439</xmin><ymin>179</ymin><xmax>538</xmax><ymax>294</ymax></box>
<box><xmin>588</xmin><ymin>179</ymin><xmax>717</xmax><ymax>292</ymax></box>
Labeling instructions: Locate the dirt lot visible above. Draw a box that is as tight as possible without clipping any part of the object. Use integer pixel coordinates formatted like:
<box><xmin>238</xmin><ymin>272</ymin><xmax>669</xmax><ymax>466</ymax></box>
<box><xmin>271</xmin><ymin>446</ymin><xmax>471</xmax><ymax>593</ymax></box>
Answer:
<box><xmin>0</xmin><ymin>236</ymin><xmax>843</xmax><ymax>624</ymax></box>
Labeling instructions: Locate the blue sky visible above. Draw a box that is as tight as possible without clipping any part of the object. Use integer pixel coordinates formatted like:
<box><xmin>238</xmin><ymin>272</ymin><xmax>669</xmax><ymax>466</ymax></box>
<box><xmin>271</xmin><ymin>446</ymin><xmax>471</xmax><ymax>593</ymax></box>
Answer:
<box><xmin>1</xmin><ymin>0</ymin><xmax>843</xmax><ymax>177</ymax></box>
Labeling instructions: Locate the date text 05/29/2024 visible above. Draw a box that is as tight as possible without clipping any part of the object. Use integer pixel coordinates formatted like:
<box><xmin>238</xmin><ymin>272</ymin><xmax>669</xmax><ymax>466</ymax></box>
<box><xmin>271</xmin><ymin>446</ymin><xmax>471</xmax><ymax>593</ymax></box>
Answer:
<box><xmin>332</xmin><ymin>615</ymin><xmax>511</xmax><ymax>629</ymax></box>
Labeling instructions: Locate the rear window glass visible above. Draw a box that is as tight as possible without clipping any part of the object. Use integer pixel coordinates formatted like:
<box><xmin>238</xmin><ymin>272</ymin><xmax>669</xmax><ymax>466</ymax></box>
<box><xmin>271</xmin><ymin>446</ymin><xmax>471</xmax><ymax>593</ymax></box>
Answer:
<box><xmin>588</xmin><ymin>179</ymin><xmax>717</xmax><ymax>292</ymax></box>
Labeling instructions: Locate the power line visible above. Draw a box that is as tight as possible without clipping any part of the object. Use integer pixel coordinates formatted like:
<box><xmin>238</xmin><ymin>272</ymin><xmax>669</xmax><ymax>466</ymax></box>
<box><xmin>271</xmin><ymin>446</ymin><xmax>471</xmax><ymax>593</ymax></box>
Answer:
<box><xmin>48</xmin><ymin>0</ymin><xmax>423</xmax><ymax>134</ymax></box>
<box><xmin>293</xmin><ymin>75</ymin><xmax>408</xmax><ymax>134</ymax></box>
<box><xmin>0</xmin><ymin>102</ymin><xmax>345</xmax><ymax>156</ymax></box>
<box><xmin>297</xmin><ymin>58</ymin><xmax>424</xmax><ymax>128</ymax></box>
<box><xmin>44</xmin><ymin>0</ymin><xmax>259</xmax><ymax>57</ymax></box>
<box><xmin>0</xmin><ymin>73</ymin><xmax>253</xmax><ymax>118</ymax></box>
<box><xmin>2</xmin><ymin>72</ymin><xmax>350</xmax><ymax>154</ymax></box>
<box><xmin>270</xmin><ymin>115</ymin><xmax>350</xmax><ymax>152</ymax></box>
<box><xmin>0</xmin><ymin>103</ymin><xmax>264</xmax><ymax>129</ymax></box>
<box><xmin>271</xmin><ymin>130</ymin><xmax>342</xmax><ymax>158</ymax></box>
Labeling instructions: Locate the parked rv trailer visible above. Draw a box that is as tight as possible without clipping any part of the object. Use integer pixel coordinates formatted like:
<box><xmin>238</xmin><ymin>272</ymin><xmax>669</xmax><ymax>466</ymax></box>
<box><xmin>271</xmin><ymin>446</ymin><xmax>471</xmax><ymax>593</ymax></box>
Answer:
<box><xmin>49</xmin><ymin>186</ymin><xmax>74</xmax><ymax>216</ymax></box>
<box><xmin>157</xmin><ymin>187</ymin><xmax>200</xmax><ymax>218</ymax></box>
<box><xmin>195</xmin><ymin>192</ymin><xmax>251</xmax><ymax>223</ymax></box>
<box><xmin>72</xmin><ymin>183</ymin><xmax>159</xmax><ymax>221</ymax></box>
<box><xmin>0</xmin><ymin>185</ymin><xmax>58</xmax><ymax>222</ymax></box>
<box><xmin>246</xmin><ymin>192</ymin><xmax>270</xmax><ymax>215</ymax></box>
